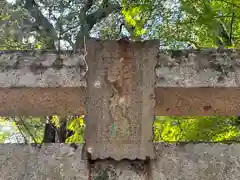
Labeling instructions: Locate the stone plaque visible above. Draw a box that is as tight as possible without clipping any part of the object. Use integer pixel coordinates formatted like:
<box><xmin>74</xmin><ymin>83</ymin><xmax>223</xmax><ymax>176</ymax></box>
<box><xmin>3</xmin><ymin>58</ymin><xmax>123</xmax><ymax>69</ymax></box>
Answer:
<box><xmin>84</xmin><ymin>38</ymin><xmax>158</xmax><ymax>160</ymax></box>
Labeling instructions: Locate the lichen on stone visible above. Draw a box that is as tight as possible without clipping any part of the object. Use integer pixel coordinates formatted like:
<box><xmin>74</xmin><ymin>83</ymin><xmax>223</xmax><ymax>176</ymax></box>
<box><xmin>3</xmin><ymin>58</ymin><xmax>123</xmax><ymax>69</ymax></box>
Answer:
<box><xmin>156</xmin><ymin>49</ymin><xmax>240</xmax><ymax>87</ymax></box>
<box><xmin>0</xmin><ymin>50</ymin><xmax>87</xmax><ymax>87</ymax></box>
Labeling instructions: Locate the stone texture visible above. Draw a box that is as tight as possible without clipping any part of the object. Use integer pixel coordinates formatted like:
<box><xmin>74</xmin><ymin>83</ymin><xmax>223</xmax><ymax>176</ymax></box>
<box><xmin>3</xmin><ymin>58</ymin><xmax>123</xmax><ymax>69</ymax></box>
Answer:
<box><xmin>0</xmin><ymin>144</ymin><xmax>89</xmax><ymax>180</ymax></box>
<box><xmin>154</xmin><ymin>87</ymin><xmax>240</xmax><ymax>115</ymax></box>
<box><xmin>156</xmin><ymin>49</ymin><xmax>240</xmax><ymax>87</ymax></box>
<box><xmin>89</xmin><ymin>159</ymin><xmax>148</xmax><ymax>180</ymax></box>
<box><xmin>0</xmin><ymin>144</ymin><xmax>148</xmax><ymax>180</ymax></box>
<box><xmin>0</xmin><ymin>50</ymin><xmax>87</xmax><ymax>87</ymax></box>
<box><xmin>84</xmin><ymin>38</ymin><xmax>157</xmax><ymax>160</ymax></box>
<box><xmin>2</xmin><ymin>87</ymin><xmax>240</xmax><ymax>116</ymax></box>
<box><xmin>1</xmin><ymin>143</ymin><xmax>240</xmax><ymax>180</ymax></box>
<box><xmin>1</xmin><ymin>48</ymin><xmax>240</xmax><ymax>88</ymax></box>
<box><xmin>152</xmin><ymin>143</ymin><xmax>240</xmax><ymax>180</ymax></box>
<box><xmin>0</xmin><ymin>87</ymin><xmax>86</xmax><ymax>116</ymax></box>
<box><xmin>2</xmin><ymin>46</ymin><xmax>240</xmax><ymax>116</ymax></box>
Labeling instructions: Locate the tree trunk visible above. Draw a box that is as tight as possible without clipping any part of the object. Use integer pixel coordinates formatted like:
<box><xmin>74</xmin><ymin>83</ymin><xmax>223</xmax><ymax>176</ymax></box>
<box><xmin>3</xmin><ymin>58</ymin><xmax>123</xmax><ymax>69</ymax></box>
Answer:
<box><xmin>42</xmin><ymin>116</ymin><xmax>56</xmax><ymax>143</ymax></box>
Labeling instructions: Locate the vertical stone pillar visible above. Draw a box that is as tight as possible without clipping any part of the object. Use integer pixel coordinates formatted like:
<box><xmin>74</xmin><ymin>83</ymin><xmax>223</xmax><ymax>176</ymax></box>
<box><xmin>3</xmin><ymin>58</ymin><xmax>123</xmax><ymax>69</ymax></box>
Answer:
<box><xmin>85</xmin><ymin>38</ymin><xmax>158</xmax><ymax>160</ymax></box>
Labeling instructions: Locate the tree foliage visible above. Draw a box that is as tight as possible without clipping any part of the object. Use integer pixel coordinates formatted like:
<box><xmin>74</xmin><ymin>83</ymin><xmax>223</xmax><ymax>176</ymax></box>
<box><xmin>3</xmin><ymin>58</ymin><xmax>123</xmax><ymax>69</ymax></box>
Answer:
<box><xmin>2</xmin><ymin>0</ymin><xmax>240</xmax><ymax>49</ymax></box>
<box><xmin>154</xmin><ymin>116</ymin><xmax>240</xmax><ymax>142</ymax></box>
<box><xmin>2</xmin><ymin>116</ymin><xmax>240</xmax><ymax>143</ymax></box>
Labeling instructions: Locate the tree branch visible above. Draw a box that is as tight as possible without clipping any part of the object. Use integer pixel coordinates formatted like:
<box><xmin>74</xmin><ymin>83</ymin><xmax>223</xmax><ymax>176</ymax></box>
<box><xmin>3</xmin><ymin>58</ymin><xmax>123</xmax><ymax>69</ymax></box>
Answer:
<box><xmin>74</xmin><ymin>0</ymin><xmax>121</xmax><ymax>50</ymax></box>
<box><xmin>229</xmin><ymin>2</ymin><xmax>235</xmax><ymax>46</ymax></box>
<box><xmin>85</xmin><ymin>0</ymin><xmax>94</xmax><ymax>10</ymax></box>
<box><xmin>11</xmin><ymin>117</ymin><xmax>28</xmax><ymax>143</ymax></box>
<box><xmin>215</xmin><ymin>0</ymin><xmax>240</xmax><ymax>8</ymax></box>
<box><xmin>17</xmin><ymin>117</ymin><xmax>39</xmax><ymax>145</ymax></box>
<box><xmin>73</xmin><ymin>0</ymin><xmax>95</xmax><ymax>51</ymax></box>
<box><xmin>86</xmin><ymin>2</ymin><xmax>121</xmax><ymax>29</ymax></box>
<box><xmin>23</xmin><ymin>0</ymin><xmax>57</xmax><ymax>49</ymax></box>
<box><xmin>177</xmin><ymin>38</ymin><xmax>200</xmax><ymax>49</ymax></box>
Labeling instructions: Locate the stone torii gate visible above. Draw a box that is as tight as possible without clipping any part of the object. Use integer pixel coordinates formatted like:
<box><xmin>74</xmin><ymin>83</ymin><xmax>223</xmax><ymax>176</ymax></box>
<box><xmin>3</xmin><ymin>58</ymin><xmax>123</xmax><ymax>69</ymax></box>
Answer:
<box><xmin>1</xmin><ymin>38</ymin><xmax>240</xmax><ymax>162</ymax></box>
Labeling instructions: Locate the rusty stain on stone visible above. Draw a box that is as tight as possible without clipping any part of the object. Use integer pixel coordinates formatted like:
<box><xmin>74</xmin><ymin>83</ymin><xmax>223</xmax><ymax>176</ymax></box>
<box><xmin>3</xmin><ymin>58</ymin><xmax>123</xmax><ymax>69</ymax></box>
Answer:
<box><xmin>84</xmin><ymin>38</ymin><xmax>157</xmax><ymax>161</ymax></box>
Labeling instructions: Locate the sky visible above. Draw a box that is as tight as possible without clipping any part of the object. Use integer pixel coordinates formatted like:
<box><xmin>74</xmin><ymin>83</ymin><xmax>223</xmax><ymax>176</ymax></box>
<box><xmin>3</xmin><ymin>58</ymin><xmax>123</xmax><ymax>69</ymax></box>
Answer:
<box><xmin>4</xmin><ymin>0</ymin><xmax>180</xmax><ymax>49</ymax></box>
<box><xmin>0</xmin><ymin>120</ymin><xmax>24</xmax><ymax>143</ymax></box>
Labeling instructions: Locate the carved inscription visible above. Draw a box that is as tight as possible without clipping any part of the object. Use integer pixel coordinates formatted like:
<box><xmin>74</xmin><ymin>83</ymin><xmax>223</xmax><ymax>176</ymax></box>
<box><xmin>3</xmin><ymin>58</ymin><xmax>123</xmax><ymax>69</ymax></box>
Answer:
<box><xmin>107</xmin><ymin>57</ymin><xmax>133</xmax><ymax>138</ymax></box>
<box><xmin>85</xmin><ymin>38</ymin><xmax>157</xmax><ymax>160</ymax></box>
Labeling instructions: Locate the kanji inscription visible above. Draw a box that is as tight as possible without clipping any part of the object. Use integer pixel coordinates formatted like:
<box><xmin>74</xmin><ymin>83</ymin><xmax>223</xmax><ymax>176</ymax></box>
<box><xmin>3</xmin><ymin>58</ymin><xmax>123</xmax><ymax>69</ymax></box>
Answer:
<box><xmin>84</xmin><ymin>38</ymin><xmax>158</xmax><ymax>160</ymax></box>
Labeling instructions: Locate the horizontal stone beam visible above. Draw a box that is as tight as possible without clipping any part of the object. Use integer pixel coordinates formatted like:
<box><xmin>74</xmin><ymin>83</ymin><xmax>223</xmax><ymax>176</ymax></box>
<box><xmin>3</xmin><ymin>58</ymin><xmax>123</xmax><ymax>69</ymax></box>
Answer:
<box><xmin>0</xmin><ymin>87</ymin><xmax>86</xmax><ymax>116</ymax></box>
<box><xmin>0</xmin><ymin>87</ymin><xmax>239</xmax><ymax>116</ymax></box>
<box><xmin>1</xmin><ymin>143</ymin><xmax>240</xmax><ymax>179</ymax></box>
<box><xmin>1</xmin><ymin>46</ymin><xmax>240</xmax><ymax>116</ymax></box>
<box><xmin>155</xmin><ymin>87</ymin><xmax>240</xmax><ymax>115</ymax></box>
<box><xmin>0</xmin><ymin>50</ymin><xmax>86</xmax><ymax>87</ymax></box>
<box><xmin>1</xmin><ymin>48</ymin><xmax>240</xmax><ymax>87</ymax></box>
<box><xmin>156</xmin><ymin>48</ymin><xmax>240</xmax><ymax>87</ymax></box>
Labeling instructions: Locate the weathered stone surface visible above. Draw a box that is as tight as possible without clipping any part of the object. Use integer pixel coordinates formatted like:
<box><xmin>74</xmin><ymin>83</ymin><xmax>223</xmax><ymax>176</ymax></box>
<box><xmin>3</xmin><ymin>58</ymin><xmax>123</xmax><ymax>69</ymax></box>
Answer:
<box><xmin>0</xmin><ymin>144</ymin><xmax>148</xmax><ymax>180</ymax></box>
<box><xmin>0</xmin><ymin>144</ymin><xmax>89</xmax><ymax>180</ymax></box>
<box><xmin>2</xmin><ymin>43</ymin><xmax>240</xmax><ymax>117</ymax></box>
<box><xmin>0</xmin><ymin>51</ymin><xmax>87</xmax><ymax>87</ymax></box>
<box><xmin>0</xmin><ymin>87</ymin><xmax>86</xmax><ymax>116</ymax></box>
<box><xmin>1</xmin><ymin>143</ymin><xmax>240</xmax><ymax>180</ymax></box>
<box><xmin>2</xmin><ymin>47</ymin><xmax>240</xmax><ymax>116</ymax></box>
<box><xmin>156</xmin><ymin>49</ymin><xmax>240</xmax><ymax>87</ymax></box>
<box><xmin>2</xmin><ymin>87</ymin><xmax>240</xmax><ymax>116</ymax></box>
<box><xmin>84</xmin><ymin>38</ymin><xmax>157</xmax><ymax>160</ymax></box>
<box><xmin>155</xmin><ymin>87</ymin><xmax>240</xmax><ymax>115</ymax></box>
<box><xmin>152</xmin><ymin>143</ymin><xmax>240</xmax><ymax>180</ymax></box>
<box><xmin>89</xmin><ymin>159</ymin><xmax>148</xmax><ymax>180</ymax></box>
<box><xmin>2</xmin><ymin>48</ymin><xmax>240</xmax><ymax>88</ymax></box>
